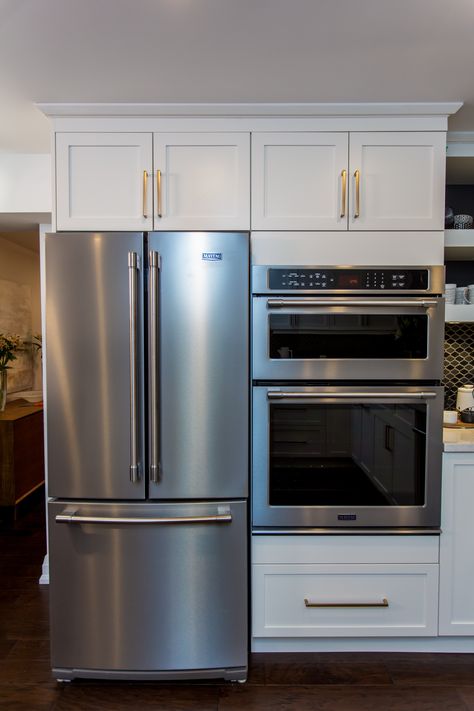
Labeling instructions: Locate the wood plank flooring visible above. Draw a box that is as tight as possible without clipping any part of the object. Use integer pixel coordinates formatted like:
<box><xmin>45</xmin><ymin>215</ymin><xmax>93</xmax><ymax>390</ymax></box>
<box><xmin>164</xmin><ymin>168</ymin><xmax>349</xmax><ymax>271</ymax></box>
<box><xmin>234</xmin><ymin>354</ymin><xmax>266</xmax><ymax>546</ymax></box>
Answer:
<box><xmin>2</xmin><ymin>499</ymin><xmax>474</xmax><ymax>710</ymax></box>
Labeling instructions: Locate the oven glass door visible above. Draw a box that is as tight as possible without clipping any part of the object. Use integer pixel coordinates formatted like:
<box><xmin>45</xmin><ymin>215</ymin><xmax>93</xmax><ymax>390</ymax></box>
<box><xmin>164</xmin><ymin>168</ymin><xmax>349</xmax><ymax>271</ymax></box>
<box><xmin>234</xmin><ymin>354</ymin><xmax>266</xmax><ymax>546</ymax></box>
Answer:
<box><xmin>252</xmin><ymin>297</ymin><xmax>444</xmax><ymax>381</ymax></box>
<box><xmin>252</xmin><ymin>386</ymin><xmax>443</xmax><ymax>530</ymax></box>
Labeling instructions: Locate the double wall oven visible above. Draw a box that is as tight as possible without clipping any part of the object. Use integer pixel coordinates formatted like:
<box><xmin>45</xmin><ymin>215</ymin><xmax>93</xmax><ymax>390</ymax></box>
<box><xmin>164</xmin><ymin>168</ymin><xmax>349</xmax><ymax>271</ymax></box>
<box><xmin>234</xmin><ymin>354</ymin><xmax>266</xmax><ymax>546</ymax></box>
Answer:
<box><xmin>252</xmin><ymin>265</ymin><xmax>445</xmax><ymax>532</ymax></box>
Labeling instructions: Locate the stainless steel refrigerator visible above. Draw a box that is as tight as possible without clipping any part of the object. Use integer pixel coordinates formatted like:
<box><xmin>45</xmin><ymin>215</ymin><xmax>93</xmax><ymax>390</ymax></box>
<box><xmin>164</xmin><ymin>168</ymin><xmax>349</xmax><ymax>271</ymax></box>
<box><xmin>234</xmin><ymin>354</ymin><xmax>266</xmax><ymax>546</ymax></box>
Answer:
<box><xmin>45</xmin><ymin>231</ymin><xmax>248</xmax><ymax>681</ymax></box>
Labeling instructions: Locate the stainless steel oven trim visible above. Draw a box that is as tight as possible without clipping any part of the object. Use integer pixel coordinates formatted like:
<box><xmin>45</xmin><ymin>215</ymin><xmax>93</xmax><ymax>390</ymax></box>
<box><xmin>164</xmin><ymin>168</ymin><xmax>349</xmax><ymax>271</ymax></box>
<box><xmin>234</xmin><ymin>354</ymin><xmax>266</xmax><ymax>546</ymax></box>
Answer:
<box><xmin>252</xmin><ymin>265</ymin><xmax>445</xmax><ymax>295</ymax></box>
<box><xmin>252</xmin><ymin>296</ymin><xmax>445</xmax><ymax>382</ymax></box>
<box><xmin>251</xmin><ymin>384</ymin><xmax>443</xmax><ymax>530</ymax></box>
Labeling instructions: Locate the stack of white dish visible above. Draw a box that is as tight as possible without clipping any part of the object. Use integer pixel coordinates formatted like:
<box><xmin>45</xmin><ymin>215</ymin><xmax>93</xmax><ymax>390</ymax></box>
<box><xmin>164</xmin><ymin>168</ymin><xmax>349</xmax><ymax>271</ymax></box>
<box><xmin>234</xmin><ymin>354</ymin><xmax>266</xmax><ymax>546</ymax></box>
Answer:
<box><xmin>446</xmin><ymin>284</ymin><xmax>474</xmax><ymax>305</ymax></box>
<box><xmin>446</xmin><ymin>283</ymin><xmax>457</xmax><ymax>304</ymax></box>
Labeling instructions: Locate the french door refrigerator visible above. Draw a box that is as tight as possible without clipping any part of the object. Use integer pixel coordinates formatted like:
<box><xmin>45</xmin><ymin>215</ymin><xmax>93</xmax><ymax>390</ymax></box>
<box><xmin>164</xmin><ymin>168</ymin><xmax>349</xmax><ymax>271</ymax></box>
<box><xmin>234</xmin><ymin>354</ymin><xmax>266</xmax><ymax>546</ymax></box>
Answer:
<box><xmin>45</xmin><ymin>231</ymin><xmax>249</xmax><ymax>681</ymax></box>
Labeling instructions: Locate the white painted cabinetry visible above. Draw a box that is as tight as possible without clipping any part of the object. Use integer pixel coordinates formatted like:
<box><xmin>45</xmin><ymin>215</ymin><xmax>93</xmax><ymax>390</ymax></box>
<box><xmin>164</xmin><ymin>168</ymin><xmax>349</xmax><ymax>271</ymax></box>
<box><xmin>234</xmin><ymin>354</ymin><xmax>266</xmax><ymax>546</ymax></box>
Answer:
<box><xmin>252</xmin><ymin>131</ymin><xmax>446</xmax><ymax>231</ymax></box>
<box><xmin>55</xmin><ymin>132</ymin><xmax>250</xmax><ymax>231</ymax></box>
<box><xmin>348</xmin><ymin>132</ymin><xmax>446</xmax><ymax>231</ymax></box>
<box><xmin>153</xmin><ymin>132</ymin><xmax>250</xmax><ymax>230</ymax></box>
<box><xmin>439</xmin><ymin>453</ymin><xmax>474</xmax><ymax>635</ymax></box>
<box><xmin>252</xmin><ymin>536</ymin><xmax>439</xmax><ymax>640</ymax></box>
<box><xmin>56</xmin><ymin>132</ymin><xmax>153</xmax><ymax>231</ymax></box>
<box><xmin>251</xmin><ymin>132</ymin><xmax>348</xmax><ymax>230</ymax></box>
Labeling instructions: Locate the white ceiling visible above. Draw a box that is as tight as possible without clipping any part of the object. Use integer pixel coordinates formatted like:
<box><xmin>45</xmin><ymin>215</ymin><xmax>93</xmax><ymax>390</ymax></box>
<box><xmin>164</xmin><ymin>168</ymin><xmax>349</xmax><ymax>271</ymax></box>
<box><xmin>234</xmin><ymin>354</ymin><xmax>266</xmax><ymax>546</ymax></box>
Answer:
<box><xmin>0</xmin><ymin>0</ymin><xmax>473</xmax><ymax>153</ymax></box>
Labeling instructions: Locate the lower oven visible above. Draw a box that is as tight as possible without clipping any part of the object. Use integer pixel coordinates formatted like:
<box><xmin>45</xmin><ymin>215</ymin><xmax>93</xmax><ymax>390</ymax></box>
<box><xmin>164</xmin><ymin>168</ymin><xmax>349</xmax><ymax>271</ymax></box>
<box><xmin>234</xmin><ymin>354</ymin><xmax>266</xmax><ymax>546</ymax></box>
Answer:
<box><xmin>252</xmin><ymin>385</ymin><xmax>443</xmax><ymax>531</ymax></box>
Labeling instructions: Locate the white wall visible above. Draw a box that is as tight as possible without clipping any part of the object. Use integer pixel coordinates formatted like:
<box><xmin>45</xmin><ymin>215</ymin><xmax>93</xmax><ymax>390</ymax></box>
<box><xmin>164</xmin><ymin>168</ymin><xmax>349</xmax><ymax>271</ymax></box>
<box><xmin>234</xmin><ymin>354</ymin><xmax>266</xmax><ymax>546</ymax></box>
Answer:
<box><xmin>0</xmin><ymin>231</ymin><xmax>42</xmax><ymax>389</ymax></box>
<box><xmin>0</xmin><ymin>153</ymin><xmax>51</xmax><ymax>213</ymax></box>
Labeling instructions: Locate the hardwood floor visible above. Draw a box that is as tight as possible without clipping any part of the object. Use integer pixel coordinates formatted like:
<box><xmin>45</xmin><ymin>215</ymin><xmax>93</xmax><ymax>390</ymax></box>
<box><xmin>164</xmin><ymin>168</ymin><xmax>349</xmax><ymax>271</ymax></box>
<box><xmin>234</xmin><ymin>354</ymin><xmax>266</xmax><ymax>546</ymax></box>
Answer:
<box><xmin>2</xmin><ymin>500</ymin><xmax>474</xmax><ymax>710</ymax></box>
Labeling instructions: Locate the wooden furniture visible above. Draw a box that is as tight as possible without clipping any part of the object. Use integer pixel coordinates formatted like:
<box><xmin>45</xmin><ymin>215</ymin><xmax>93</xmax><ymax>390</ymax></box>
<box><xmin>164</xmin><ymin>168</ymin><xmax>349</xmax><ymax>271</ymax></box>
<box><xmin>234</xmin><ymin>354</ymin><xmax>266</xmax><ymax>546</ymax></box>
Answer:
<box><xmin>0</xmin><ymin>402</ymin><xmax>44</xmax><ymax>512</ymax></box>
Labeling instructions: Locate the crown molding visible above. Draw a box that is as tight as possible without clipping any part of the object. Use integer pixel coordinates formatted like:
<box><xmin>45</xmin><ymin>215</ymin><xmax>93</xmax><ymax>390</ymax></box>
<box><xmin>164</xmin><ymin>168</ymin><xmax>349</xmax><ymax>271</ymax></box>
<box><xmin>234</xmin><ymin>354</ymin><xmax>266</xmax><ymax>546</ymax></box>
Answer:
<box><xmin>37</xmin><ymin>101</ymin><xmax>463</xmax><ymax>119</ymax></box>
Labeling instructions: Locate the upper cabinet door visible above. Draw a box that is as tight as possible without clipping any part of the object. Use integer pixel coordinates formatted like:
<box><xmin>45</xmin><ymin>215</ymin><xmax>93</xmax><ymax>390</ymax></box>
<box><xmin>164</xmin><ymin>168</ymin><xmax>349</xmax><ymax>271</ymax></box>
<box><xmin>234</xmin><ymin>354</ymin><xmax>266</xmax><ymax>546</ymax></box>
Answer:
<box><xmin>153</xmin><ymin>132</ymin><xmax>250</xmax><ymax>230</ymax></box>
<box><xmin>348</xmin><ymin>132</ymin><xmax>446</xmax><ymax>231</ymax></box>
<box><xmin>251</xmin><ymin>132</ymin><xmax>349</xmax><ymax>230</ymax></box>
<box><xmin>56</xmin><ymin>133</ymin><xmax>153</xmax><ymax>231</ymax></box>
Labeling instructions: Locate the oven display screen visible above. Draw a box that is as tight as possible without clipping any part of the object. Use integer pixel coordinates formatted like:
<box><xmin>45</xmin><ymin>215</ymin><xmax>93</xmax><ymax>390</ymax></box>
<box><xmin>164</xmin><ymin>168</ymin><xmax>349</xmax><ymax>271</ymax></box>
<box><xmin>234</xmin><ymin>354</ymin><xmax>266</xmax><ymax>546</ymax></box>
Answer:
<box><xmin>337</xmin><ymin>273</ymin><xmax>362</xmax><ymax>288</ymax></box>
<box><xmin>268</xmin><ymin>268</ymin><xmax>429</xmax><ymax>291</ymax></box>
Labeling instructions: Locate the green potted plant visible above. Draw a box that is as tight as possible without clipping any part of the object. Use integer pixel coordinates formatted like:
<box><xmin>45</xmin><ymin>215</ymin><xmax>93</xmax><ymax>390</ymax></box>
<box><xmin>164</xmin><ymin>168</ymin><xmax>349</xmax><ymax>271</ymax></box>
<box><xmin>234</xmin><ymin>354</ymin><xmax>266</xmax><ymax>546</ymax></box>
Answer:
<box><xmin>0</xmin><ymin>333</ymin><xmax>22</xmax><ymax>411</ymax></box>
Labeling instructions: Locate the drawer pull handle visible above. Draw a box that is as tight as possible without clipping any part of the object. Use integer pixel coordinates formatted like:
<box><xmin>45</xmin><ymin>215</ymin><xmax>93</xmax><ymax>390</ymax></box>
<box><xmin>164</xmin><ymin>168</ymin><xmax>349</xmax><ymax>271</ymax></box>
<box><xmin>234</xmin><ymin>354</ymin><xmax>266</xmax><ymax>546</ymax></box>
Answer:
<box><xmin>142</xmin><ymin>170</ymin><xmax>149</xmax><ymax>218</ymax></box>
<box><xmin>354</xmin><ymin>169</ymin><xmax>360</xmax><ymax>218</ymax></box>
<box><xmin>340</xmin><ymin>169</ymin><xmax>347</xmax><ymax>218</ymax></box>
<box><xmin>304</xmin><ymin>597</ymin><xmax>389</xmax><ymax>608</ymax></box>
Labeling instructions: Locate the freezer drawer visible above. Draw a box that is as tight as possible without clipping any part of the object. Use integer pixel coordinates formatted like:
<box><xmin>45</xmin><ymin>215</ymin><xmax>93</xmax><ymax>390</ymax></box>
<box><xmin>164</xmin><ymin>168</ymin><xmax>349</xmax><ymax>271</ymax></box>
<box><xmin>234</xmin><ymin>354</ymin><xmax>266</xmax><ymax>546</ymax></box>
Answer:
<box><xmin>48</xmin><ymin>500</ymin><xmax>247</xmax><ymax>681</ymax></box>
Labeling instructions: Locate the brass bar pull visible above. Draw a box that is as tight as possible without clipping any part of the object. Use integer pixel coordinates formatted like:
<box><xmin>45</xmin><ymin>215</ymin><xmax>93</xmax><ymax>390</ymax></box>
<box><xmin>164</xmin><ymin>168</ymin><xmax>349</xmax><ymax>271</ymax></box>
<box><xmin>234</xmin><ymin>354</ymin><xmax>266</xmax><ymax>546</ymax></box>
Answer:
<box><xmin>304</xmin><ymin>598</ymin><xmax>389</xmax><ymax>608</ymax></box>
<box><xmin>156</xmin><ymin>169</ymin><xmax>162</xmax><ymax>218</ymax></box>
<box><xmin>354</xmin><ymin>169</ymin><xmax>360</xmax><ymax>218</ymax></box>
<box><xmin>142</xmin><ymin>171</ymin><xmax>148</xmax><ymax>219</ymax></box>
<box><xmin>340</xmin><ymin>169</ymin><xmax>347</xmax><ymax>218</ymax></box>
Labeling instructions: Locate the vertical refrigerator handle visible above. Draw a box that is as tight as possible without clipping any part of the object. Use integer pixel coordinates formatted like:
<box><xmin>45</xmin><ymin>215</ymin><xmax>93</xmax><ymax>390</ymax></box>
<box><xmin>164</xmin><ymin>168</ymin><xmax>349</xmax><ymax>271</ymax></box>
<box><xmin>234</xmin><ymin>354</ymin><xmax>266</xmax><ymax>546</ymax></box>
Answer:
<box><xmin>149</xmin><ymin>250</ymin><xmax>161</xmax><ymax>483</ymax></box>
<box><xmin>128</xmin><ymin>252</ymin><xmax>140</xmax><ymax>483</ymax></box>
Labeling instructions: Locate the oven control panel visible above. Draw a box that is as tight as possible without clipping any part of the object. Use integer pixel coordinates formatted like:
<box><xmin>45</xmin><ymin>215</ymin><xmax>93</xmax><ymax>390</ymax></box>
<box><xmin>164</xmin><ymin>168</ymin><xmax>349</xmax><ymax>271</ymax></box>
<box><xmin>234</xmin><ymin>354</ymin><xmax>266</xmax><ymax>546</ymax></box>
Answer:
<box><xmin>268</xmin><ymin>268</ymin><xmax>429</xmax><ymax>291</ymax></box>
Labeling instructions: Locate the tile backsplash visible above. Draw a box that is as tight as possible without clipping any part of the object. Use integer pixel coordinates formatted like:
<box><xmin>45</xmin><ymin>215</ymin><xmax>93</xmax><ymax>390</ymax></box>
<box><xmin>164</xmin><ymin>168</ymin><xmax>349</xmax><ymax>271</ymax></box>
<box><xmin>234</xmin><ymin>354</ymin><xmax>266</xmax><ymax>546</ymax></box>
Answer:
<box><xmin>444</xmin><ymin>323</ymin><xmax>474</xmax><ymax>409</ymax></box>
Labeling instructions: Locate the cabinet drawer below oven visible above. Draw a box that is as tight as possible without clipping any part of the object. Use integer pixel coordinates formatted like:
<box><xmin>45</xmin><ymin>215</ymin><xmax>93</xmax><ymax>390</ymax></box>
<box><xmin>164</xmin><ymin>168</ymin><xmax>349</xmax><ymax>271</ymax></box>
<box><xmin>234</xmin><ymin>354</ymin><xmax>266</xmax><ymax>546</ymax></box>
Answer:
<box><xmin>252</xmin><ymin>563</ymin><xmax>439</xmax><ymax>637</ymax></box>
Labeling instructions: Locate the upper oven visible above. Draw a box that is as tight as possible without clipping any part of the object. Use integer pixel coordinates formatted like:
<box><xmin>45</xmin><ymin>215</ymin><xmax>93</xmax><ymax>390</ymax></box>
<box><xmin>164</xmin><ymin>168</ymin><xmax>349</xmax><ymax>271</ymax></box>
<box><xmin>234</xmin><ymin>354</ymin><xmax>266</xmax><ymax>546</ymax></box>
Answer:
<box><xmin>252</xmin><ymin>266</ymin><xmax>445</xmax><ymax>382</ymax></box>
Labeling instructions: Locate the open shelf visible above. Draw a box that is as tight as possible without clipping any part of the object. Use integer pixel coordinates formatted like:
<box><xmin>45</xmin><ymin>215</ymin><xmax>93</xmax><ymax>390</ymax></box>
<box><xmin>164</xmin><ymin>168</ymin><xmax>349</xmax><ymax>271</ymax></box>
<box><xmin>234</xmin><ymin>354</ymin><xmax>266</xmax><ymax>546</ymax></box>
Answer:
<box><xmin>445</xmin><ymin>229</ymin><xmax>474</xmax><ymax>260</ymax></box>
<box><xmin>445</xmin><ymin>303</ymin><xmax>474</xmax><ymax>323</ymax></box>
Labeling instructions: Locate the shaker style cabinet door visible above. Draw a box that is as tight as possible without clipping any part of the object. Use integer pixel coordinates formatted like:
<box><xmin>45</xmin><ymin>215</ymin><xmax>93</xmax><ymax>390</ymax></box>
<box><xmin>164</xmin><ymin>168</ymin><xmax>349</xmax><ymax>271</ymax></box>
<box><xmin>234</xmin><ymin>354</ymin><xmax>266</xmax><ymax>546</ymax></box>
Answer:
<box><xmin>153</xmin><ymin>132</ymin><xmax>250</xmax><ymax>230</ymax></box>
<box><xmin>251</xmin><ymin>132</ymin><xmax>349</xmax><ymax>230</ymax></box>
<box><xmin>348</xmin><ymin>132</ymin><xmax>446</xmax><ymax>231</ymax></box>
<box><xmin>55</xmin><ymin>132</ymin><xmax>153</xmax><ymax>231</ymax></box>
<box><xmin>439</xmin><ymin>454</ymin><xmax>474</xmax><ymax>635</ymax></box>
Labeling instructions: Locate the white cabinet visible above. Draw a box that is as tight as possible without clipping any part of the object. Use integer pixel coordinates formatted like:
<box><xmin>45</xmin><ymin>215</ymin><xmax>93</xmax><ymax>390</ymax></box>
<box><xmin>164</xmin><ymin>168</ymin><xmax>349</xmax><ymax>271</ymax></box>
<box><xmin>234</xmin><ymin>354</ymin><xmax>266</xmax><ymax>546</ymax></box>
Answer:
<box><xmin>56</xmin><ymin>133</ymin><xmax>153</xmax><ymax>231</ymax></box>
<box><xmin>253</xmin><ymin>563</ymin><xmax>439</xmax><ymax>638</ymax></box>
<box><xmin>55</xmin><ymin>132</ymin><xmax>250</xmax><ymax>231</ymax></box>
<box><xmin>252</xmin><ymin>536</ymin><xmax>440</xmax><ymax>640</ymax></box>
<box><xmin>439</xmin><ymin>453</ymin><xmax>474</xmax><ymax>635</ymax></box>
<box><xmin>252</xmin><ymin>131</ymin><xmax>446</xmax><ymax>231</ymax></box>
<box><xmin>251</xmin><ymin>132</ymin><xmax>348</xmax><ymax>230</ymax></box>
<box><xmin>153</xmin><ymin>133</ymin><xmax>250</xmax><ymax>230</ymax></box>
<box><xmin>349</xmin><ymin>132</ymin><xmax>446</xmax><ymax>231</ymax></box>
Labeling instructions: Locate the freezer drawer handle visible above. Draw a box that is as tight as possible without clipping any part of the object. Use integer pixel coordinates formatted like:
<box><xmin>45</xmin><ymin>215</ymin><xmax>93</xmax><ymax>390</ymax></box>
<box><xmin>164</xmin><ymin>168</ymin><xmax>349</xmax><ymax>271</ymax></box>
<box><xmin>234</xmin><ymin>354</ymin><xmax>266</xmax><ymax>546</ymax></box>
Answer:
<box><xmin>266</xmin><ymin>299</ymin><xmax>439</xmax><ymax>308</ymax></box>
<box><xmin>55</xmin><ymin>513</ymin><xmax>233</xmax><ymax>525</ymax></box>
<box><xmin>304</xmin><ymin>597</ymin><xmax>389</xmax><ymax>608</ymax></box>
<box><xmin>128</xmin><ymin>251</ymin><xmax>140</xmax><ymax>483</ymax></box>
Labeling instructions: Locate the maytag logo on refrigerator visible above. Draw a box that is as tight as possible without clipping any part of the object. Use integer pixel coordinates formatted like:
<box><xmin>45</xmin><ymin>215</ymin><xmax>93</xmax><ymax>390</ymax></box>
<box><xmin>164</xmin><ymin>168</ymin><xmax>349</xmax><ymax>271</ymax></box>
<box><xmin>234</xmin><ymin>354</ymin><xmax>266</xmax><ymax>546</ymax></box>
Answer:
<box><xmin>202</xmin><ymin>252</ymin><xmax>222</xmax><ymax>261</ymax></box>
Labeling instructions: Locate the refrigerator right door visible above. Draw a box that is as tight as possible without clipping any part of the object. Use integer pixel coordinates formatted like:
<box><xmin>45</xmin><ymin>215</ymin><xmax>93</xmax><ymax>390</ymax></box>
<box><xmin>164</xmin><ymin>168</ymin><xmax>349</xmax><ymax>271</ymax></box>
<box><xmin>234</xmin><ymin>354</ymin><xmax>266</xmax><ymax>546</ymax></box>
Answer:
<box><xmin>148</xmin><ymin>232</ymin><xmax>249</xmax><ymax>499</ymax></box>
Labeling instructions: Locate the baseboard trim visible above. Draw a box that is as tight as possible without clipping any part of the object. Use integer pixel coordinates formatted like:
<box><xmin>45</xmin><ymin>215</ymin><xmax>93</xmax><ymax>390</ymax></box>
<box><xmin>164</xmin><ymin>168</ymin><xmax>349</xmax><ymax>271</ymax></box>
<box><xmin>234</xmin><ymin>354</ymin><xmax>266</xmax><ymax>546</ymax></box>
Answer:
<box><xmin>39</xmin><ymin>553</ymin><xmax>49</xmax><ymax>585</ymax></box>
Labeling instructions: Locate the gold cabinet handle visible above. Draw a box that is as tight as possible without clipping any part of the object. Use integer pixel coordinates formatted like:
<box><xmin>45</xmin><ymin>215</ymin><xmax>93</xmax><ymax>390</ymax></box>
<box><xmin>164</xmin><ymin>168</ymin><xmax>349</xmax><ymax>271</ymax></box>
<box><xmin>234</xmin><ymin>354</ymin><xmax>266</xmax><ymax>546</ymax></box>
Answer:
<box><xmin>354</xmin><ymin>169</ymin><xmax>360</xmax><ymax>218</ymax></box>
<box><xmin>340</xmin><ymin>169</ymin><xmax>347</xmax><ymax>218</ymax></box>
<box><xmin>142</xmin><ymin>171</ymin><xmax>148</xmax><ymax>219</ymax></box>
<box><xmin>304</xmin><ymin>597</ymin><xmax>389</xmax><ymax>608</ymax></box>
<box><xmin>156</xmin><ymin>169</ymin><xmax>162</xmax><ymax>218</ymax></box>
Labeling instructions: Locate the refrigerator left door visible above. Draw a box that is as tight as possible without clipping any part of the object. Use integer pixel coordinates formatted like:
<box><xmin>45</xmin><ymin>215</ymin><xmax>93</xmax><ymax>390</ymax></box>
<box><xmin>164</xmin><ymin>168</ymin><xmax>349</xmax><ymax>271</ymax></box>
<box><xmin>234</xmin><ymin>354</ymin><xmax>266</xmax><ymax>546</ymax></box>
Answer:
<box><xmin>45</xmin><ymin>232</ymin><xmax>146</xmax><ymax>499</ymax></box>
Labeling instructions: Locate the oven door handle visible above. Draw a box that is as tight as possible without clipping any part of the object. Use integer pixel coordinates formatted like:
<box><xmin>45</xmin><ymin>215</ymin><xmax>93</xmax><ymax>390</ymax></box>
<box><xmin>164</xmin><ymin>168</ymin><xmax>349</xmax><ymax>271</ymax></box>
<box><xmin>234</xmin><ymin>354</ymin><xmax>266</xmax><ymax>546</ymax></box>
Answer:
<box><xmin>267</xmin><ymin>391</ymin><xmax>438</xmax><ymax>400</ymax></box>
<box><xmin>266</xmin><ymin>298</ymin><xmax>439</xmax><ymax>308</ymax></box>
